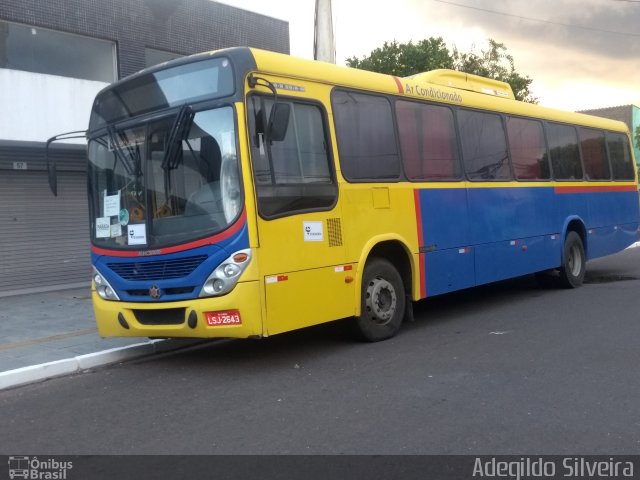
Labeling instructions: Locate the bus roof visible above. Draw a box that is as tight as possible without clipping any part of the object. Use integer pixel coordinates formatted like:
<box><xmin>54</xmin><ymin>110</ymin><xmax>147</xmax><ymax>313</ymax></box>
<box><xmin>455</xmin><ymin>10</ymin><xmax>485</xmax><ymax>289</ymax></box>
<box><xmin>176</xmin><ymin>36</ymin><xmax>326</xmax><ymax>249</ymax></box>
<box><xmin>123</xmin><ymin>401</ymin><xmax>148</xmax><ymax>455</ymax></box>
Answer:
<box><xmin>94</xmin><ymin>46</ymin><xmax>630</xmax><ymax>136</ymax></box>
<box><xmin>246</xmin><ymin>48</ymin><xmax>630</xmax><ymax>134</ymax></box>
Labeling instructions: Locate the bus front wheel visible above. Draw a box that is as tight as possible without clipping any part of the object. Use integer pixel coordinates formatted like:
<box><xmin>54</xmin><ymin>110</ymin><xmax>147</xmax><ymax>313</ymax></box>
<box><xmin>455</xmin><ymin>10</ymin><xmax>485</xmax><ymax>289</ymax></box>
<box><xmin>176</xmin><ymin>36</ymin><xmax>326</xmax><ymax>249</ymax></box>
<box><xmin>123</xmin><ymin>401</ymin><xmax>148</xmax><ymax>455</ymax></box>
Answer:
<box><xmin>558</xmin><ymin>231</ymin><xmax>586</xmax><ymax>288</ymax></box>
<box><xmin>352</xmin><ymin>258</ymin><xmax>405</xmax><ymax>342</ymax></box>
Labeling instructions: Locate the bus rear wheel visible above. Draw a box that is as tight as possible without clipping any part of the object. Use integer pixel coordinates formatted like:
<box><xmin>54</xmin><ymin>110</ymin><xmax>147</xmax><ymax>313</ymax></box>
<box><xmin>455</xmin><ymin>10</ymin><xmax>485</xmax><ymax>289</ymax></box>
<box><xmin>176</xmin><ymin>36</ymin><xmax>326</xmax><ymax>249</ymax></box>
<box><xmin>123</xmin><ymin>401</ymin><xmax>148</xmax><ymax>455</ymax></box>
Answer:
<box><xmin>558</xmin><ymin>231</ymin><xmax>586</xmax><ymax>288</ymax></box>
<box><xmin>352</xmin><ymin>258</ymin><xmax>405</xmax><ymax>342</ymax></box>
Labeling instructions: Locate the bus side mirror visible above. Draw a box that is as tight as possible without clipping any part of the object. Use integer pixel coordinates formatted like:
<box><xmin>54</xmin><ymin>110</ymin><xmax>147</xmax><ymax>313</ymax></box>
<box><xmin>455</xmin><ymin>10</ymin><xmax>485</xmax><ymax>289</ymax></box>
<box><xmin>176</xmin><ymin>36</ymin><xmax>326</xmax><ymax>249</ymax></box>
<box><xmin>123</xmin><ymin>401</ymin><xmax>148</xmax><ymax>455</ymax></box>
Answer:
<box><xmin>45</xmin><ymin>130</ymin><xmax>87</xmax><ymax>197</ymax></box>
<box><xmin>267</xmin><ymin>102</ymin><xmax>290</xmax><ymax>143</ymax></box>
<box><xmin>46</xmin><ymin>137</ymin><xmax>58</xmax><ymax>197</ymax></box>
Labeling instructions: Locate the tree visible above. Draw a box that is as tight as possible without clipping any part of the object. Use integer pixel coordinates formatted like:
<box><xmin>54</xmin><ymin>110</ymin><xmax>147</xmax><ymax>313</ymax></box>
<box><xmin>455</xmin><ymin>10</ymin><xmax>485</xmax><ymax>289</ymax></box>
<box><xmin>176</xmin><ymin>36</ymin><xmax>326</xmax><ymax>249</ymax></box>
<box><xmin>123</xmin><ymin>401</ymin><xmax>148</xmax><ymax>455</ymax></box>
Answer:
<box><xmin>345</xmin><ymin>38</ymin><xmax>453</xmax><ymax>78</ymax></box>
<box><xmin>452</xmin><ymin>39</ymin><xmax>536</xmax><ymax>103</ymax></box>
<box><xmin>635</xmin><ymin>125</ymin><xmax>640</xmax><ymax>152</ymax></box>
<box><xmin>347</xmin><ymin>37</ymin><xmax>537</xmax><ymax>103</ymax></box>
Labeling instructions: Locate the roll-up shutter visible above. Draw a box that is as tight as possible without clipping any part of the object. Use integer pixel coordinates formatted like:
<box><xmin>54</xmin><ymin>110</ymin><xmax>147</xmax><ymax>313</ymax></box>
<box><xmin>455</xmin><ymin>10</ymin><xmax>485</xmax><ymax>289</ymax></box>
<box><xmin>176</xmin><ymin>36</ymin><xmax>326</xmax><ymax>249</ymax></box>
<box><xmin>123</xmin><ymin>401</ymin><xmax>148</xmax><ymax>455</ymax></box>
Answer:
<box><xmin>0</xmin><ymin>142</ymin><xmax>90</xmax><ymax>296</ymax></box>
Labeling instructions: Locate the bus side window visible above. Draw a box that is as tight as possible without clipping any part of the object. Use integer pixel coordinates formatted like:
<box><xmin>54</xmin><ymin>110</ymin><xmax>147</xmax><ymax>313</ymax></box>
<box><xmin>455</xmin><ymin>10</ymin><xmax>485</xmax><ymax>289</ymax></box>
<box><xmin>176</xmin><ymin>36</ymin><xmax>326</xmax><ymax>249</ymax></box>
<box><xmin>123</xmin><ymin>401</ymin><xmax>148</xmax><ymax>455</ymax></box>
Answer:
<box><xmin>247</xmin><ymin>95</ymin><xmax>337</xmax><ymax>218</ymax></box>
<box><xmin>546</xmin><ymin>123</ymin><xmax>583</xmax><ymax>180</ymax></box>
<box><xmin>507</xmin><ymin>117</ymin><xmax>550</xmax><ymax>180</ymax></box>
<box><xmin>395</xmin><ymin>100</ymin><xmax>461</xmax><ymax>181</ymax></box>
<box><xmin>332</xmin><ymin>90</ymin><xmax>401</xmax><ymax>181</ymax></box>
<box><xmin>458</xmin><ymin>109</ymin><xmax>511</xmax><ymax>181</ymax></box>
<box><xmin>606</xmin><ymin>132</ymin><xmax>635</xmax><ymax>181</ymax></box>
<box><xmin>578</xmin><ymin>127</ymin><xmax>610</xmax><ymax>181</ymax></box>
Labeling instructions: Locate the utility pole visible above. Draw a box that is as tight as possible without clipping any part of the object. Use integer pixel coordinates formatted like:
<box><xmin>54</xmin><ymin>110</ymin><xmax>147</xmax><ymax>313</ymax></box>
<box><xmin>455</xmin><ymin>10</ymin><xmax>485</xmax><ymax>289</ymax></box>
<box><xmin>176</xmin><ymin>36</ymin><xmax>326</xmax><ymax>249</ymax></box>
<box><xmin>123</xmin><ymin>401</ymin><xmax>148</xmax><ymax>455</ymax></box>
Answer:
<box><xmin>314</xmin><ymin>0</ymin><xmax>335</xmax><ymax>63</ymax></box>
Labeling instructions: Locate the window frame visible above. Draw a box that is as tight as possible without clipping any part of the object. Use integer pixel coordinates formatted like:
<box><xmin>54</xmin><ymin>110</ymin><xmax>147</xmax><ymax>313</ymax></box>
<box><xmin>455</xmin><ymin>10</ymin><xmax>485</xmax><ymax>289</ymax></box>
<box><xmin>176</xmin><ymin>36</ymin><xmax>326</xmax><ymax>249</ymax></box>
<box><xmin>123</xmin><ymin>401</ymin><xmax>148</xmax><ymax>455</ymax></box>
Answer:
<box><xmin>505</xmin><ymin>115</ymin><xmax>551</xmax><ymax>182</ymax></box>
<box><xmin>457</xmin><ymin>107</ymin><xmax>513</xmax><ymax>182</ymax></box>
<box><xmin>0</xmin><ymin>19</ymin><xmax>117</xmax><ymax>82</ymax></box>
<box><xmin>577</xmin><ymin>126</ymin><xmax>612</xmax><ymax>182</ymax></box>
<box><xmin>331</xmin><ymin>88</ymin><xmax>404</xmax><ymax>183</ymax></box>
<box><xmin>544</xmin><ymin>121</ymin><xmax>585</xmax><ymax>182</ymax></box>
<box><xmin>604</xmin><ymin>131</ymin><xmax>636</xmax><ymax>181</ymax></box>
<box><xmin>246</xmin><ymin>93</ymin><xmax>339</xmax><ymax>220</ymax></box>
<box><xmin>393</xmin><ymin>98</ymin><xmax>463</xmax><ymax>182</ymax></box>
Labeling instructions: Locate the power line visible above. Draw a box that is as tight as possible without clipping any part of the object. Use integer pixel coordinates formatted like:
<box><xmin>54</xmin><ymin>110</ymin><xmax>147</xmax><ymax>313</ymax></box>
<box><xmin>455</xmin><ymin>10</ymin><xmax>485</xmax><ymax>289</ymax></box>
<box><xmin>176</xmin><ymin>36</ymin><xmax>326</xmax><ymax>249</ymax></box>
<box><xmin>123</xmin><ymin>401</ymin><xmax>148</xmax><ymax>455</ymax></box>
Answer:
<box><xmin>432</xmin><ymin>0</ymin><xmax>640</xmax><ymax>37</ymax></box>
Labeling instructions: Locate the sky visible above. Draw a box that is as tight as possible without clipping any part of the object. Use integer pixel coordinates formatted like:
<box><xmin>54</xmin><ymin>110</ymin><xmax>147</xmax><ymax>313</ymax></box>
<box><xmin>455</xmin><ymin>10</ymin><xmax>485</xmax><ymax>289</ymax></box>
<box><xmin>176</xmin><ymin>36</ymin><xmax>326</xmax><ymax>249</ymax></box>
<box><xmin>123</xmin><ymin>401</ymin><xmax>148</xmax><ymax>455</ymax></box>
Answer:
<box><xmin>217</xmin><ymin>0</ymin><xmax>640</xmax><ymax>112</ymax></box>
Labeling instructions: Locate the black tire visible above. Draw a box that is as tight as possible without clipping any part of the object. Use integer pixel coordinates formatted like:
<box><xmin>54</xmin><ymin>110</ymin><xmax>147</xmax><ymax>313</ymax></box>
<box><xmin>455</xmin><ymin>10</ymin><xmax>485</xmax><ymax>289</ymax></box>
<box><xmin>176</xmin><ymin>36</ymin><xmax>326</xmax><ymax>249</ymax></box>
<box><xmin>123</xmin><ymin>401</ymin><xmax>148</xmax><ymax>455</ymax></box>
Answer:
<box><xmin>352</xmin><ymin>258</ymin><xmax>405</xmax><ymax>342</ymax></box>
<box><xmin>558</xmin><ymin>231</ymin><xmax>586</xmax><ymax>288</ymax></box>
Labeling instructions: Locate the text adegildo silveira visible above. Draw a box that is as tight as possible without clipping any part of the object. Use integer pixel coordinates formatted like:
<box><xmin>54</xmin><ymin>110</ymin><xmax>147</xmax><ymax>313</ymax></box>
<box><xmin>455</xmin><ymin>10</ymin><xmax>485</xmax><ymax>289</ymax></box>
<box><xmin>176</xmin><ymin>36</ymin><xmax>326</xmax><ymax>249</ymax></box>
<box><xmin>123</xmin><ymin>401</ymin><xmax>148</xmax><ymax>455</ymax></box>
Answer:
<box><xmin>473</xmin><ymin>457</ymin><xmax>634</xmax><ymax>479</ymax></box>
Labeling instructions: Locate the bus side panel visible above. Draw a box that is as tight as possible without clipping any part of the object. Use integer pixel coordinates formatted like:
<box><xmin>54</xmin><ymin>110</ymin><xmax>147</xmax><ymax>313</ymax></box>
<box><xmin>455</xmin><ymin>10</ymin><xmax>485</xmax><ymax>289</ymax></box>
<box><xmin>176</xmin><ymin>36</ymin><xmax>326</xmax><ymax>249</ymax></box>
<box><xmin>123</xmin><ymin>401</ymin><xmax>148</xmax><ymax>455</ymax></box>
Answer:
<box><xmin>416</xmin><ymin>187</ymin><xmax>469</xmax><ymax>250</ymax></box>
<box><xmin>554</xmin><ymin>189</ymin><xmax>640</xmax><ymax>259</ymax></box>
<box><xmin>475</xmin><ymin>235</ymin><xmax>561</xmax><ymax>285</ymax></box>
<box><xmin>467</xmin><ymin>186</ymin><xmax>556</xmax><ymax>244</ymax></box>
<box><xmin>416</xmin><ymin>187</ymin><xmax>475</xmax><ymax>297</ymax></box>
<box><xmin>587</xmin><ymin>189</ymin><xmax>640</xmax><ymax>227</ymax></box>
<box><xmin>585</xmin><ymin>188</ymin><xmax>640</xmax><ymax>259</ymax></box>
<box><xmin>264</xmin><ymin>265</ymin><xmax>356</xmax><ymax>336</ymax></box>
<box><xmin>424</xmin><ymin>247</ymin><xmax>475</xmax><ymax>296</ymax></box>
<box><xmin>586</xmin><ymin>225</ymin><xmax>637</xmax><ymax>259</ymax></box>
<box><xmin>468</xmin><ymin>186</ymin><xmax>557</xmax><ymax>285</ymax></box>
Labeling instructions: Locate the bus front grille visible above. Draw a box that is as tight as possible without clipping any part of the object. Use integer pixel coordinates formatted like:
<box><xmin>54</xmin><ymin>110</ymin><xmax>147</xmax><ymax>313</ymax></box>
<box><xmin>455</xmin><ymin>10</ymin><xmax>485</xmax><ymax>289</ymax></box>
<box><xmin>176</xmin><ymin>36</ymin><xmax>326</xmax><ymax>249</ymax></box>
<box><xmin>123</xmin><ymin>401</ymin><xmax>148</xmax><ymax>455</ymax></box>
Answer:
<box><xmin>107</xmin><ymin>255</ymin><xmax>208</xmax><ymax>281</ymax></box>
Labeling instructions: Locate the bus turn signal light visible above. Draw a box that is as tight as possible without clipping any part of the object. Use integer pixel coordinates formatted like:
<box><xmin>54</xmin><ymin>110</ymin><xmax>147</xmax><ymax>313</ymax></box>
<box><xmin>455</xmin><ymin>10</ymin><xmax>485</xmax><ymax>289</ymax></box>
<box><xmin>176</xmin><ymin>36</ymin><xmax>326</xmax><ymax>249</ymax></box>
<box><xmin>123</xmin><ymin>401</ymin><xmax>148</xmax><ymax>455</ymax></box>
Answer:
<box><xmin>233</xmin><ymin>252</ymin><xmax>249</xmax><ymax>263</ymax></box>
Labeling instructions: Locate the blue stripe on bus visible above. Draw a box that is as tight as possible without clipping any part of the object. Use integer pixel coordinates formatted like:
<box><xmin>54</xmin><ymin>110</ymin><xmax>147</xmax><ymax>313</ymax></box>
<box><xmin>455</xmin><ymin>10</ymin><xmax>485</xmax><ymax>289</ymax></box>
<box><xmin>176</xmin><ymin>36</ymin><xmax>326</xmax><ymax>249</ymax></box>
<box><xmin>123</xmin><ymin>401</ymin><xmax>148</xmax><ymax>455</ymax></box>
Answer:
<box><xmin>414</xmin><ymin>187</ymin><xmax>640</xmax><ymax>297</ymax></box>
<box><xmin>92</xmin><ymin>221</ymin><xmax>250</xmax><ymax>302</ymax></box>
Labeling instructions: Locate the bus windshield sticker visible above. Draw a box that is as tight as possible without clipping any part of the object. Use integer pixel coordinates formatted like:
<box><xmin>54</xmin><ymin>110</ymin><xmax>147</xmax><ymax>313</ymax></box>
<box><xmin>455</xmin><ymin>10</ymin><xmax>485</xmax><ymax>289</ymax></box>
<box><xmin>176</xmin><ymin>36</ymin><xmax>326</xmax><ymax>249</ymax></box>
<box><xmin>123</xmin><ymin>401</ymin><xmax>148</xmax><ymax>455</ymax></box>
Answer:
<box><xmin>110</xmin><ymin>224</ymin><xmax>122</xmax><ymax>238</ymax></box>
<box><xmin>96</xmin><ymin>217</ymin><xmax>111</xmax><ymax>238</ymax></box>
<box><xmin>104</xmin><ymin>191</ymin><xmax>121</xmax><ymax>217</ymax></box>
<box><xmin>119</xmin><ymin>208</ymin><xmax>129</xmax><ymax>226</ymax></box>
<box><xmin>128</xmin><ymin>224</ymin><xmax>147</xmax><ymax>245</ymax></box>
<box><xmin>303</xmin><ymin>221</ymin><xmax>324</xmax><ymax>242</ymax></box>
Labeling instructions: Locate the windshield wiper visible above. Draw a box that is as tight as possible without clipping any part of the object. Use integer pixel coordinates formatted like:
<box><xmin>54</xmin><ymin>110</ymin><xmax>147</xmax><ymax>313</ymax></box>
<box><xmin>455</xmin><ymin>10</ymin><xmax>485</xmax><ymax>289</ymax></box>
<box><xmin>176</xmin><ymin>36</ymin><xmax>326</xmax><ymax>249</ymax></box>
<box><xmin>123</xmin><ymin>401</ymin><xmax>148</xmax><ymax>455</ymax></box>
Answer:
<box><xmin>162</xmin><ymin>105</ymin><xmax>195</xmax><ymax>170</ymax></box>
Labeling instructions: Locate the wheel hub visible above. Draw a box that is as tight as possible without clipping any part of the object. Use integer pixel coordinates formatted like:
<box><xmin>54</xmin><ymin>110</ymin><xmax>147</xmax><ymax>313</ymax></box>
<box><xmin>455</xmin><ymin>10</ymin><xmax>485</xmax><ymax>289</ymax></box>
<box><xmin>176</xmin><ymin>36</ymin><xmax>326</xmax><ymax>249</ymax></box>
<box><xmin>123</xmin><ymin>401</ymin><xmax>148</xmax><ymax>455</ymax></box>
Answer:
<box><xmin>568</xmin><ymin>244</ymin><xmax>582</xmax><ymax>276</ymax></box>
<box><xmin>365</xmin><ymin>276</ymin><xmax>397</xmax><ymax>325</ymax></box>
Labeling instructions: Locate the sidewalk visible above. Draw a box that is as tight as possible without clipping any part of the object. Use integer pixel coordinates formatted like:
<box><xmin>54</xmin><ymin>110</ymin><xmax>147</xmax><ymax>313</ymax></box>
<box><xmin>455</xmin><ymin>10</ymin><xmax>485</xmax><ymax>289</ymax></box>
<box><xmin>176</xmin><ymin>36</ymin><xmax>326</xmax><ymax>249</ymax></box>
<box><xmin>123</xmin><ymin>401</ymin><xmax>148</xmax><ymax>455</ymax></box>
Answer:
<box><xmin>0</xmin><ymin>287</ymin><xmax>204</xmax><ymax>389</ymax></box>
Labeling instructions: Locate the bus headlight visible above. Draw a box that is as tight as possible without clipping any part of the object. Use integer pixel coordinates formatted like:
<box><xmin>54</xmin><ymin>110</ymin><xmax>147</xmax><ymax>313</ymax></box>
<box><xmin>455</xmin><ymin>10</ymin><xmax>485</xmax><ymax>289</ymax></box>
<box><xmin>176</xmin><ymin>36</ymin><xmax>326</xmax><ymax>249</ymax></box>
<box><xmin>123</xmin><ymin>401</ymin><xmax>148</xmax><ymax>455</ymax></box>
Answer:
<box><xmin>92</xmin><ymin>267</ymin><xmax>120</xmax><ymax>301</ymax></box>
<box><xmin>200</xmin><ymin>249</ymin><xmax>252</xmax><ymax>297</ymax></box>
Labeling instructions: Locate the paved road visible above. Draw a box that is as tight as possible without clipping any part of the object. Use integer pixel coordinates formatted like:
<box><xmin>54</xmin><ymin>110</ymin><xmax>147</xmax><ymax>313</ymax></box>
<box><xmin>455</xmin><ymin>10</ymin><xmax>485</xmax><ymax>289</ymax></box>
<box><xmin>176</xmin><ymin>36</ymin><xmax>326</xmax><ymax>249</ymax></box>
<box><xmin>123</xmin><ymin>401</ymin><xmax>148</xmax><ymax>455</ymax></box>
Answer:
<box><xmin>1</xmin><ymin>249</ymin><xmax>640</xmax><ymax>455</ymax></box>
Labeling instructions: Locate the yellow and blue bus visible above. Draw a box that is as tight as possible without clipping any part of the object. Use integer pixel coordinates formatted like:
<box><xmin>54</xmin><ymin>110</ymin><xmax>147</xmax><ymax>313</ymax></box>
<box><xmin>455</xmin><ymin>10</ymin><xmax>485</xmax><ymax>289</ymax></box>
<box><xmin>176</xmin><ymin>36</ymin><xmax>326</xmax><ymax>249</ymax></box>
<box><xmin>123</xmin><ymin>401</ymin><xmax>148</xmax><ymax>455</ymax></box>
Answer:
<box><xmin>80</xmin><ymin>47</ymin><xmax>639</xmax><ymax>341</ymax></box>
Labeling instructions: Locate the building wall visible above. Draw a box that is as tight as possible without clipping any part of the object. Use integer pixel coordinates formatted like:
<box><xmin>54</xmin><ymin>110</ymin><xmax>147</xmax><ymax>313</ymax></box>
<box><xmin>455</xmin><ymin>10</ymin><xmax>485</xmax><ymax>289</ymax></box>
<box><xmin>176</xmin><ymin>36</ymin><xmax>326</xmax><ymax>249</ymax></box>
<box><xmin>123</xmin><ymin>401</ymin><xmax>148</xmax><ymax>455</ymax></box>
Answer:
<box><xmin>0</xmin><ymin>0</ymin><xmax>289</xmax><ymax>295</ymax></box>
<box><xmin>0</xmin><ymin>70</ymin><xmax>105</xmax><ymax>143</ymax></box>
<box><xmin>0</xmin><ymin>0</ymin><xmax>289</xmax><ymax>143</ymax></box>
<box><xmin>1</xmin><ymin>0</ymin><xmax>289</xmax><ymax>78</ymax></box>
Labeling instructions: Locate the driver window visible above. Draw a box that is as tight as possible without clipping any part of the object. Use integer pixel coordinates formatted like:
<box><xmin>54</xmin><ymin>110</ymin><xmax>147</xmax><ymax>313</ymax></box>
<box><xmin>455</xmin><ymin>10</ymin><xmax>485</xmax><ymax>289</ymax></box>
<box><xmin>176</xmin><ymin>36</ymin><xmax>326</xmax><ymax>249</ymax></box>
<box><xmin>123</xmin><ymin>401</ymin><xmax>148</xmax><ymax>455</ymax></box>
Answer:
<box><xmin>248</xmin><ymin>95</ymin><xmax>336</xmax><ymax>219</ymax></box>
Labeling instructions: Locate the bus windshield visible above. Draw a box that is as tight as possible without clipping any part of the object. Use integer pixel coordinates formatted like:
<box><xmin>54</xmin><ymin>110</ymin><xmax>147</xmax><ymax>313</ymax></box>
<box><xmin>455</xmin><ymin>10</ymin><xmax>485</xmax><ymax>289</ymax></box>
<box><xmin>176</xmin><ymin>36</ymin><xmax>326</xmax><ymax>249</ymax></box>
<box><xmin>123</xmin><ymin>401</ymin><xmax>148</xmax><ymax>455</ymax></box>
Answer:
<box><xmin>88</xmin><ymin>106</ymin><xmax>242</xmax><ymax>250</ymax></box>
<box><xmin>89</xmin><ymin>57</ymin><xmax>235</xmax><ymax>129</ymax></box>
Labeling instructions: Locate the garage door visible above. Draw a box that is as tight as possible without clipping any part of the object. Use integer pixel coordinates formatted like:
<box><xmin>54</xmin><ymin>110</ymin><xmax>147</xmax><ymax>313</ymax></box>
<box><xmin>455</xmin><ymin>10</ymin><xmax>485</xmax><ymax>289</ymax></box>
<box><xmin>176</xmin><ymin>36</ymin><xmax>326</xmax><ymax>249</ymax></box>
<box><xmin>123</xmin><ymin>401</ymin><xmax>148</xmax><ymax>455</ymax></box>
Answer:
<box><xmin>0</xmin><ymin>169</ymin><xmax>90</xmax><ymax>295</ymax></box>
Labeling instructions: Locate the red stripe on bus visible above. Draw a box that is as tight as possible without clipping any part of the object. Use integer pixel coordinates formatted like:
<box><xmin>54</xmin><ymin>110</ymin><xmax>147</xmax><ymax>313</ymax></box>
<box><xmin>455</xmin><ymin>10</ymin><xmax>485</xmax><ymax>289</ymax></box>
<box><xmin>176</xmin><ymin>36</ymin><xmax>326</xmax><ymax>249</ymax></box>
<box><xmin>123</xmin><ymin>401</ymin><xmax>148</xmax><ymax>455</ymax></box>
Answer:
<box><xmin>413</xmin><ymin>190</ymin><xmax>424</xmax><ymax>246</ymax></box>
<box><xmin>554</xmin><ymin>185</ymin><xmax>638</xmax><ymax>194</ymax></box>
<box><xmin>392</xmin><ymin>76</ymin><xmax>404</xmax><ymax>94</ymax></box>
<box><xmin>91</xmin><ymin>209</ymin><xmax>247</xmax><ymax>258</ymax></box>
<box><xmin>413</xmin><ymin>190</ymin><xmax>426</xmax><ymax>299</ymax></box>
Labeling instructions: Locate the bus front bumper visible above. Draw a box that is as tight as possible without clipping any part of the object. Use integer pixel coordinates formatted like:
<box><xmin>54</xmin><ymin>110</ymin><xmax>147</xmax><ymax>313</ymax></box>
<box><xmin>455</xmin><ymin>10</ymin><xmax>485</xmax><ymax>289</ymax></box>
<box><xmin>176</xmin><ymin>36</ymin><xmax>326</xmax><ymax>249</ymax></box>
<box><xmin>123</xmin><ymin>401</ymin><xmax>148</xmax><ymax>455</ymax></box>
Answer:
<box><xmin>93</xmin><ymin>281</ymin><xmax>263</xmax><ymax>339</ymax></box>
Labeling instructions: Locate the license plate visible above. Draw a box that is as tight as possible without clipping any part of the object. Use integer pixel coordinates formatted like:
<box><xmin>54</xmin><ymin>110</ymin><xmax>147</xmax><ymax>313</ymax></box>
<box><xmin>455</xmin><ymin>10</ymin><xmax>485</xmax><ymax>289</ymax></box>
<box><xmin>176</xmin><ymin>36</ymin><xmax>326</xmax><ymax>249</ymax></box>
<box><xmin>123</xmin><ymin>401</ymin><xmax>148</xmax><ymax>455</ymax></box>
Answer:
<box><xmin>205</xmin><ymin>310</ymin><xmax>242</xmax><ymax>326</ymax></box>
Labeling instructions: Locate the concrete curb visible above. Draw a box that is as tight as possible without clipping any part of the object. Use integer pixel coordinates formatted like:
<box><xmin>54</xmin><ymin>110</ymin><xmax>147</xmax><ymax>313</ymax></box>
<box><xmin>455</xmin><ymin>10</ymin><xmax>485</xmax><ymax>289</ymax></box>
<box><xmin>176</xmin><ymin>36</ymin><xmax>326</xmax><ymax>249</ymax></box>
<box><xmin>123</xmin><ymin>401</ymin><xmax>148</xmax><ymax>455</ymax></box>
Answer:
<box><xmin>0</xmin><ymin>338</ymin><xmax>207</xmax><ymax>391</ymax></box>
